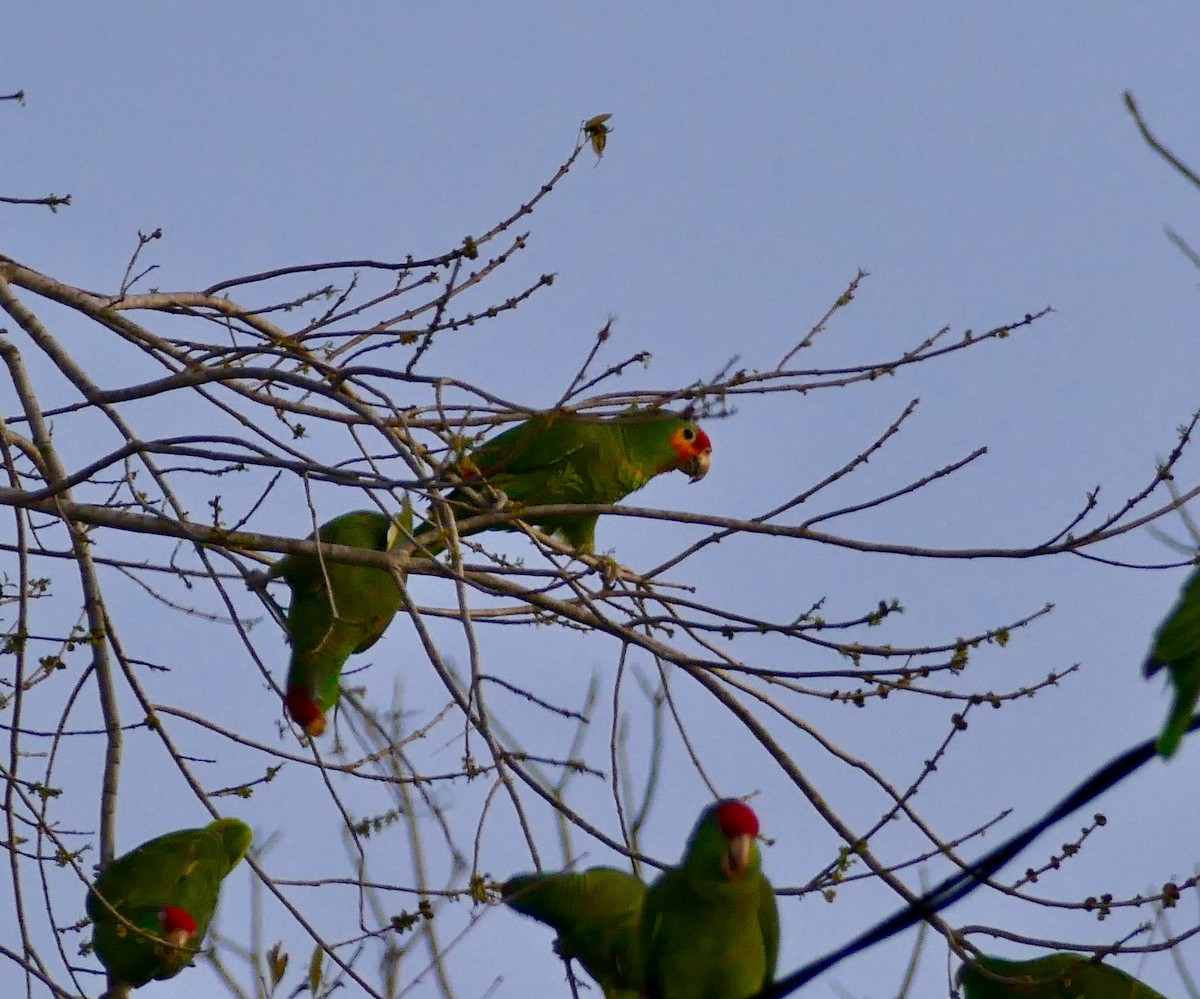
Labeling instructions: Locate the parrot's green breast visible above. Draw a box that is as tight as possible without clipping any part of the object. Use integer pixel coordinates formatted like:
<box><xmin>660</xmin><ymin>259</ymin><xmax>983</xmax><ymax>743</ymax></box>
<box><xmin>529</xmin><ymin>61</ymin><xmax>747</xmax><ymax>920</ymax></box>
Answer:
<box><xmin>642</xmin><ymin>802</ymin><xmax>778</xmax><ymax>999</ymax></box>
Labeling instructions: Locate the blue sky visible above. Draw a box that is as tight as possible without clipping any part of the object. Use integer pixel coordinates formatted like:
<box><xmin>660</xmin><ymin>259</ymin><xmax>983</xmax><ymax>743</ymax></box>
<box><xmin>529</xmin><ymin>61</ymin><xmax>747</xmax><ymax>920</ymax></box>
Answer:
<box><xmin>5</xmin><ymin>5</ymin><xmax>1200</xmax><ymax>998</ymax></box>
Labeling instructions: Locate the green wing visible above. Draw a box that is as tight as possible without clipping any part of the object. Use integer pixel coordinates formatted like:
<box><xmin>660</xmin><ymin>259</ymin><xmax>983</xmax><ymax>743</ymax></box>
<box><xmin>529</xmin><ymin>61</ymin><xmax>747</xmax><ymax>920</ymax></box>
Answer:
<box><xmin>1143</xmin><ymin>566</ymin><xmax>1200</xmax><ymax>757</ymax></box>
<box><xmin>960</xmin><ymin>953</ymin><xmax>1169</xmax><ymax>999</ymax></box>
<box><xmin>87</xmin><ymin>818</ymin><xmax>252</xmax><ymax>987</ymax></box>
<box><xmin>280</xmin><ymin>510</ymin><xmax>406</xmax><ymax>735</ymax></box>
<box><xmin>504</xmin><ymin>866</ymin><xmax>646</xmax><ymax>999</ymax></box>
<box><xmin>757</xmin><ymin>873</ymin><xmax>780</xmax><ymax>985</ymax></box>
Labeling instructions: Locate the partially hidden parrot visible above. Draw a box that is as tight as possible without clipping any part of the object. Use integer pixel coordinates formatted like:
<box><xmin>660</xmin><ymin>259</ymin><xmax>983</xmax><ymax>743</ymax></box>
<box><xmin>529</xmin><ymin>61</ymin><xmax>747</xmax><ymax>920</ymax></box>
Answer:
<box><xmin>959</xmin><ymin>953</ymin><xmax>1168</xmax><ymax>999</ymax></box>
<box><xmin>416</xmin><ymin>411</ymin><xmax>712</xmax><ymax>556</ymax></box>
<box><xmin>279</xmin><ymin>509</ymin><xmax>408</xmax><ymax>737</ymax></box>
<box><xmin>641</xmin><ymin>799</ymin><xmax>778</xmax><ymax>999</ymax></box>
<box><xmin>87</xmin><ymin>818</ymin><xmax>252</xmax><ymax>989</ymax></box>
<box><xmin>1142</xmin><ymin>565</ymin><xmax>1200</xmax><ymax>757</ymax></box>
<box><xmin>503</xmin><ymin>866</ymin><xmax>647</xmax><ymax>999</ymax></box>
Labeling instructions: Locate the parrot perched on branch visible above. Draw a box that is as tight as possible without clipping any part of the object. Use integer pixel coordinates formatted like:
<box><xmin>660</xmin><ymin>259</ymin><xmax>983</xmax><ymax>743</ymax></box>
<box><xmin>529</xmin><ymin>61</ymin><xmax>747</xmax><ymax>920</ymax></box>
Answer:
<box><xmin>503</xmin><ymin>866</ymin><xmax>647</xmax><ymax>999</ymax></box>
<box><xmin>959</xmin><ymin>953</ymin><xmax>1168</xmax><ymax>999</ymax></box>
<box><xmin>1142</xmin><ymin>565</ymin><xmax>1200</xmax><ymax>757</ymax></box>
<box><xmin>87</xmin><ymin>817</ymin><xmax>252</xmax><ymax>988</ymax></box>
<box><xmin>417</xmin><ymin>411</ymin><xmax>712</xmax><ymax>556</ymax></box>
<box><xmin>641</xmin><ymin>799</ymin><xmax>778</xmax><ymax>999</ymax></box>
<box><xmin>279</xmin><ymin>509</ymin><xmax>408</xmax><ymax>737</ymax></box>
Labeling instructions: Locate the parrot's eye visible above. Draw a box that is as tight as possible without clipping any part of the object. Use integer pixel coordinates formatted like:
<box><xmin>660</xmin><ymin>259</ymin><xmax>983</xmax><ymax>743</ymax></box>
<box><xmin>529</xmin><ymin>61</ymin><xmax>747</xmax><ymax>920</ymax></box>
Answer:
<box><xmin>682</xmin><ymin>428</ymin><xmax>695</xmax><ymax>442</ymax></box>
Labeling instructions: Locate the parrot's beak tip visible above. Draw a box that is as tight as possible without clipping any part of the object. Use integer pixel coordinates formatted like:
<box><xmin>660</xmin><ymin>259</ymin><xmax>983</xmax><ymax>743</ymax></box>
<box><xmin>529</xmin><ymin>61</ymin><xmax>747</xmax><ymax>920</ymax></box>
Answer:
<box><xmin>686</xmin><ymin>451</ymin><xmax>712</xmax><ymax>482</ymax></box>
<box><xmin>166</xmin><ymin>929</ymin><xmax>192</xmax><ymax>950</ymax></box>
<box><xmin>722</xmin><ymin>832</ymin><xmax>753</xmax><ymax>879</ymax></box>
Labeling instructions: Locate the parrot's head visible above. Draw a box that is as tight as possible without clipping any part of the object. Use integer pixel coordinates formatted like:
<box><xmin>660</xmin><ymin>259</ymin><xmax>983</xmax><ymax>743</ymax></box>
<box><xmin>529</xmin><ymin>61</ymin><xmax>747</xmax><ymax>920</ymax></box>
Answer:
<box><xmin>667</xmin><ymin>422</ymin><xmax>712</xmax><ymax>483</ymax></box>
<box><xmin>210</xmin><ymin>817</ymin><xmax>254</xmax><ymax>870</ymax></box>
<box><xmin>157</xmin><ymin>905</ymin><xmax>197</xmax><ymax>951</ymax></box>
<box><xmin>684</xmin><ymin>799</ymin><xmax>762</xmax><ymax>883</ymax></box>
<box><xmin>715</xmin><ymin>799</ymin><xmax>761</xmax><ymax>881</ymax></box>
<box><xmin>285</xmin><ymin>685</ymin><xmax>327</xmax><ymax>737</ymax></box>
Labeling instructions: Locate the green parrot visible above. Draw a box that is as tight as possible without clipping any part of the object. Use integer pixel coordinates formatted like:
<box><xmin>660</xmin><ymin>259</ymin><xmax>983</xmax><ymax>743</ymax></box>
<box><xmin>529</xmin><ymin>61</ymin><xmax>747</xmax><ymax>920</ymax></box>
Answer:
<box><xmin>87</xmin><ymin>818</ymin><xmax>252</xmax><ymax>988</ymax></box>
<box><xmin>642</xmin><ymin>799</ymin><xmax>778</xmax><ymax>999</ymax></box>
<box><xmin>1142</xmin><ymin>565</ymin><xmax>1200</xmax><ymax>757</ymax></box>
<box><xmin>959</xmin><ymin>953</ymin><xmax>1168</xmax><ymax>999</ymax></box>
<box><xmin>416</xmin><ymin>411</ymin><xmax>712</xmax><ymax>556</ymax></box>
<box><xmin>503</xmin><ymin>866</ymin><xmax>647</xmax><ymax>999</ymax></box>
<box><xmin>278</xmin><ymin>509</ymin><xmax>408</xmax><ymax>736</ymax></box>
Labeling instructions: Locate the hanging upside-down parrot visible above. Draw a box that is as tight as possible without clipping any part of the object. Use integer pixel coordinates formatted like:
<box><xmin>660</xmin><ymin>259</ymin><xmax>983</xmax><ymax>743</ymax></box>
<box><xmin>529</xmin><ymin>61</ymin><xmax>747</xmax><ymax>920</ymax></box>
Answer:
<box><xmin>959</xmin><ymin>953</ymin><xmax>1168</xmax><ymax>999</ymax></box>
<box><xmin>416</xmin><ymin>410</ymin><xmax>712</xmax><ymax>556</ymax></box>
<box><xmin>1142</xmin><ymin>565</ymin><xmax>1200</xmax><ymax>758</ymax></box>
<box><xmin>503</xmin><ymin>866</ymin><xmax>647</xmax><ymax>999</ymax></box>
<box><xmin>87</xmin><ymin>818</ymin><xmax>252</xmax><ymax>989</ymax></box>
<box><xmin>279</xmin><ymin>509</ymin><xmax>408</xmax><ymax>737</ymax></box>
<box><xmin>641</xmin><ymin>799</ymin><xmax>778</xmax><ymax>999</ymax></box>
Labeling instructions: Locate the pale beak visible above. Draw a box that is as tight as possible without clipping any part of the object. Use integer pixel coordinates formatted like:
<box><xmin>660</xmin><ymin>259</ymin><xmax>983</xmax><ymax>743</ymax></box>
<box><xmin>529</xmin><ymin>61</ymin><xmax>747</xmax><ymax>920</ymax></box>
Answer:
<box><xmin>684</xmin><ymin>449</ymin><xmax>712</xmax><ymax>483</ymax></box>
<box><xmin>722</xmin><ymin>832</ymin><xmax>752</xmax><ymax>880</ymax></box>
<box><xmin>165</xmin><ymin>928</ymin><xmax>192</xmax><ymax>950</ymax></box>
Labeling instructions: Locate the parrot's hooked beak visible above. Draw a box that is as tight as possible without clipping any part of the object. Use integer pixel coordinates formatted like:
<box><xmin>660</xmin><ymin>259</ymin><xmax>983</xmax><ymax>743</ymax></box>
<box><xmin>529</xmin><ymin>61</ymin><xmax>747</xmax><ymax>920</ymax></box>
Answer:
<box><xmin>722</xmin><ymin>832</ymin><xmax>753</xmax><ymax>880</ymax></box>
<box><xmin>165</xmin><ymin>927</ymin><xmax>193</xmax><ymax>950</ymax></box>
<box><xmin>683</xmin><ymin>449</ymin><xmax>711</xmax><ymax>483</ymax></box>
<box><xmin>286</xmin><ymin>686</ymin><xmax>327</xmax><ymax>737</ymax></box>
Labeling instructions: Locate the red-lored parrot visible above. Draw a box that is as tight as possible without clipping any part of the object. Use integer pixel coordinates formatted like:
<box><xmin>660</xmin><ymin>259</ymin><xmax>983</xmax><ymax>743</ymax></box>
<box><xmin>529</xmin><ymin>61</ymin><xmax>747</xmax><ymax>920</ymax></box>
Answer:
<box><xmin>279</xmin><ymin>509</ymin><xmax>408</xmax><ymax>736</ymax></box>
<box><xmin>87</xmin><ymin>818</ymin><xmax>252</xmax><ymax>988</ymax></box>
<box><xmin>641</xmin><ymin>799</ymin><xmax>778</xmax><ymax>999</ymax></box>
<box><xmin>1142</xmin><ymin>565</ymin><xmax>1200</xmax><ymax>757</ymax></box>
<box><xmin>417</xmin><ymin>411</ymin><xmax>712</xmax><ymax>555</ymax></box>
<box><xmin>959</xmin><ymin>953</ymin><xmax>1168</xmax><ymax>999</ymax></box>
<box><xmin>503</xmin><ymin>866</ymin><xmax>646</xmax><ymax>999</ymax></box>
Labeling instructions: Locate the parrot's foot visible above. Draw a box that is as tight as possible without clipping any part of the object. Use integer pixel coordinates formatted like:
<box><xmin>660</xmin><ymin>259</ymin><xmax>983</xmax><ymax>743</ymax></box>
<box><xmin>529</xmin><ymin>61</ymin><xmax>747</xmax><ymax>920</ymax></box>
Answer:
<box><xmin>593</xmin><ymin>554</ymin><xmax>631</xmax><ymax>588</ymax></box>
<box><xmin>245</xmin><ymin>569</ymin><xmax>270</xmax><ymax>593</ymax></box>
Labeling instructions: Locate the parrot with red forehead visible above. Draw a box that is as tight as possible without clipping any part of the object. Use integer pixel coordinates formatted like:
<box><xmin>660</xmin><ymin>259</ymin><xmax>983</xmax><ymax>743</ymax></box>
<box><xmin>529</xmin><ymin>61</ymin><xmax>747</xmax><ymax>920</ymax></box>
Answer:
<box><xmin>279</xmin><ymin>508</ymin><xmax>409</xmax><ymax>737</ymax></box>
<box><xmin>417</xmin><ymin>410</ymin><xmax>712</xmax><ymax>555</ymax></box>
<box><xmin>87</xmin><ymin>818</ymin><xmax>252</xmax><ymax>988</ymax></box>
<box><xmin>641</xmin><ymin>799</ymin><xmax>778</xmax><ymax>999</ymax></box>
<box><xmin>1142</xmin><ymin>565</ymin><xmax>1200</xmax><ymax>758</ymax></box>
<box><xmin>503</xmin><ymin>866</ymin><xmax>646</xmax><ymax>999</ymax></box>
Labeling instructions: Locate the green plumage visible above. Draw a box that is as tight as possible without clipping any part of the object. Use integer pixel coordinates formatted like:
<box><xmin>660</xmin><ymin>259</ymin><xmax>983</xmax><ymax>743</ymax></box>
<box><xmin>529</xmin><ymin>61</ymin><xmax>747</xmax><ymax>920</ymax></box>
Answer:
<box><xmin>959</xmin><ymin>953</ymin><xmax>1168</xmax><ymax>999</ymax></box>
<box><xmin>1143</xmin><ymin>565</ymin><xmax>1200</xmax><ymax>757</ymax></box>
<box><xmin>418</xmin><ymin>411</ymin><xmax>711</xmax><ymax>555</ymax></box>
<box><xmin>642</xmin><ymin>801</ymin><xmax>778</xmax><ymax>999</ymax></box>
<box><xmin>503</xmin><ymin>867</ymin><xmax>646</xmax><ymax>999</ymax></box>
<box><xmin>279</xmin><ymin>509</ymin><xmax>407</xmax><ymax>735</ymax></box>
<box><xmin>87</xmin><ymin>818</ymin><xmax>252</xmax><ymax>988</ymax></box>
